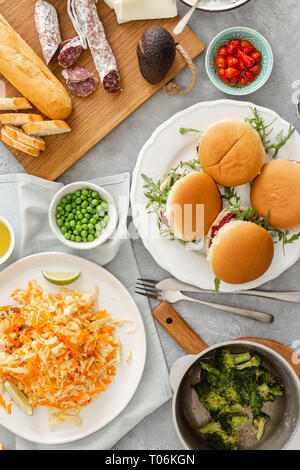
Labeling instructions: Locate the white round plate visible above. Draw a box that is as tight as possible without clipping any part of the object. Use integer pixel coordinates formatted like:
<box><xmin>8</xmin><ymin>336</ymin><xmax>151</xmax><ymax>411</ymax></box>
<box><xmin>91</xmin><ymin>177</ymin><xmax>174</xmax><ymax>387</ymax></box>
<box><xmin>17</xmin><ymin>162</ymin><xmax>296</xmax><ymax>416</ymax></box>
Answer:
<box><xmin>0</xmin><ymin>252</ymin><xmax>146</xmax><ymax>445</ymax></box>
<box><xmin>131</xmin><ymin>100</ymin><xmax>300</xmax><ymax>292</ymax></box>
<box><xmin>180</xmin><ymin>0</ymin><xmax>250</xmax><ymax>12</ymax></box>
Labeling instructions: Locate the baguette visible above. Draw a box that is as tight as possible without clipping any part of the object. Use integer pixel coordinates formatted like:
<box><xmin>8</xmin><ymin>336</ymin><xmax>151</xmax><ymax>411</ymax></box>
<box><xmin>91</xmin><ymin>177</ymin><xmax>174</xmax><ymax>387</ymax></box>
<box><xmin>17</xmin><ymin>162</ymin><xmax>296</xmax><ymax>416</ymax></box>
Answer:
<box><xmin>0</xmin><ymin>97</ymin><xmax>32</xmax><ymax>110</ymax></box>
<box><xmin>0</xmin><ymin>14</ymin><xmax>72</xmax><ymax>120</ymax></box>
<box><xmin>22</xmin><ymin>120</ymin><xmax>71</xmax><ymax>136</ymax></box>
<box><xmin>1</xmin><ymin>128</ymin><xmax>40</xmax><ymax>157</ymax></box>
<box><xmin>4</xmin><ymin>125</ymin><xmax>46</xmax><ymax>151</ymax></box>
<box><xmin>0</xmin><ymin>113</ymin><xmax>43</xmax><ymax>126</ymax></box>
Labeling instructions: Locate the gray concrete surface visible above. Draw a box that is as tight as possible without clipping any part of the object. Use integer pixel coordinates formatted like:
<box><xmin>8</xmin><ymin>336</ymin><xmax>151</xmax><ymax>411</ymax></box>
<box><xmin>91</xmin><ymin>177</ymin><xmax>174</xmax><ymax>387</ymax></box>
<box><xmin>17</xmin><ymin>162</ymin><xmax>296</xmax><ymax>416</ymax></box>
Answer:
<box><xmin>0</xmin><ymin>0</ymin><xmax>299</xmax><ymax>450</ymax></box>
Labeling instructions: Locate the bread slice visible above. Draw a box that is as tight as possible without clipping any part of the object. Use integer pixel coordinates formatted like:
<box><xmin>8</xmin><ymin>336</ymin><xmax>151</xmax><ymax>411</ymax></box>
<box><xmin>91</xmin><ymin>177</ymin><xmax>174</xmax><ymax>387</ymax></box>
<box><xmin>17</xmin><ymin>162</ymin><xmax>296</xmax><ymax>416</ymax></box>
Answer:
<box><xmin>4</xmin><ymin>125</ymin><xmax>46</xmax><ymax>151</ymax></box>
<box><xmin>0</xmin><ymin>97</ymin><xmax>32</xmax><ymax>111</ymax></box>
<box><xmin>22</xmin><ymin>120</ymin><xmax>71</xmax><ymax>136</ymax></box>
<box><xmin>1</xmin><ymin>128</ymin><xmax>40</xmax><ymax>156</ymax></box>
<box><xmin>0</xmin><ymin>113</ymin><xmax>43</xmax><ymax>126</ymax></box>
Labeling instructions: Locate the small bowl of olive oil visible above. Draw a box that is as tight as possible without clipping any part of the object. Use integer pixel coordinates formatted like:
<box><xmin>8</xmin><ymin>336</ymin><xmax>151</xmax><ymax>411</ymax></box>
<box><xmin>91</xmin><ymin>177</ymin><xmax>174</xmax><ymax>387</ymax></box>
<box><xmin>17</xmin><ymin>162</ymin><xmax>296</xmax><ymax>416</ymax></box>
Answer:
<box><xmin>0</xmin><ymin>216</ymin><xmax>15</xmax><ymax>265</ymax></box>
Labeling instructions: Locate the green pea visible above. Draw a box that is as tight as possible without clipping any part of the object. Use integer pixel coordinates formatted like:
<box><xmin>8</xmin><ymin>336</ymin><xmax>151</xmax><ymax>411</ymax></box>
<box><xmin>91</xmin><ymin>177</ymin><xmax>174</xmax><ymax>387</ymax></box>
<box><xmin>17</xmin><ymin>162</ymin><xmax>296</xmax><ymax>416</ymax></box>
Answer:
<box><xmin>99</xmin><ymin>210</ymin><xmax>105</xmax><ymax>217</ymax></box>
<box><xmin>101</xmin><ymin>220</ymin><xmax>107</xmax><ymax>228</ymax></box>
<box><xmin>64</xmin><ymin>233</ymin><xmax>71</xmax><ymax>240</ymax></box>
<box><xmin>82</xmin><ymin>237</ymin><xmax>88</xmax><ymax>242</ymax></box>
<box><xmin>81</xmin><ymin>230</ymin><xmax>88</xmax><ymax>238</ymax></box>
<box><xmin>77</xmin><ymin>213</ymin><xmax>83</xmax><ymax>221</ymax></box>
<box><xmin>95</xmin><ymin>223</ymin><xmax>101</xmax><ymax>231</ymax></box>
<box><xmin>57</xmin><ymin>219</ymin><xmax>63</xmax><ymax>227</ymax></box>
<box><xmin>91</xmin><ymin>191</ymin><xmax>98</xmax><ymax>198</ymax></box>
<box><xmin>81</xmin><ymin>200</ymin><xmax>88</xmax><ymax>209</ymax></box>
<box><xmin>90</xmin><ymin>218</ymin><xmax>97</xmax><ymax>225</ymax></box>
<box><xmin>87</xmin><ymin>206</ymin><xmax>93</xmax><ymax>213</ymax></box>
<box><xmin>88</xmin><ymin>223</ymin><xmax>94</xmax><ymax>231</ymax></box>
<box><xmin>82</xmin><ymin>224</ymin><xmax>88</xmax><ymax>230</ymax></box>
<box><xmin>71</xmin><ymin>235</ymin><xmax>76</xmax><ymax>241</ymax></box>
<box><xmin>65</xmin><ymin>204</ymin><xmax>72</xmax><ymax>212</ymax></box>
<box><xmin>75</xmin><ymin>235</ymin><xmax>82</xmax><ymax>242</ymax></box>
<box><xmin>76</xmin><ymin>224</ymin><xmax>82</xmax><ymax>232</ymax></box>
<box><xmin>82</xmin><ymin>189</ymin><xmax>89</xmax><ymax>196</ymax></box>
<box><xmin>61</xmin><ymin>226</ymin><xmax>68</xmax><ymax>234</ymax></box>
<box><xmin>104</xmin><ymin>215</ymin><xmax>110</xmax><ymax>223</ymax></box>
<box><xmin>65</xmin><ymin>221</ymin><xmax>70</xmax><ymax>229</ymax></box>
<box><xmin>66</xmin><ymin>194</ymin><xmax>72</xmax><ymax>201</ymax></box>
<box><xmin>91</xmin><ymin>199</ymin><xmax>98</xmax><ymax>206</ymax></box>
<box><xmin>56</xmin><ymin>205</ymin><xmax>63</xmax><ymax>212</ymax></box>
<box><xmin>81</xmin><ymin>208</ymin><xmax>87</xmax><ymax>214</ymax></box>
<box><xmin>88</xmin><ymin>234</ymin><xmax>94</xmax><ymax>242</ymax></box>
<box><xmin>67</xmin><ymin>213</ymin><xmax>74</xmax><ymax>220</ymax></box>
<box><xmin>82</xmin><ymin>218</ymin><xmax>88</xmax><ymax>224</ymax></box>
<box><xmin>75</xmin><ymin>197</ymin><xmax>81</xmax><ymax>205</ymax></box>
<box><xmin>70</xmin><ymin>220</ymin><xmax>76</xmax><ymax>228</ymax></box>
<box><xmin>75</xmin><ymin>190</ymin><xmax>81</xmax><ymax>197</ymax></box>
<box><xmin>101</xmin><ymin>201</ymin><xmax>108</xmax><ymax>208</ymax></box>
<box><xmin>73</xmin><ymin>229</ymin><xmax>78</xmax><ymax>235</ymax></box>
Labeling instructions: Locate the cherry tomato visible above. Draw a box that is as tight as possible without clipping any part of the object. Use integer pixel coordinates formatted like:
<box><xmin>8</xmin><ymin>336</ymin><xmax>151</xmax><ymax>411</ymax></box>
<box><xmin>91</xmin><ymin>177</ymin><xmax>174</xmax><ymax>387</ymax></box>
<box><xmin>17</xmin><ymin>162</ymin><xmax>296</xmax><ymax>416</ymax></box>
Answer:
<box><xmin>251</xmin><ymin>51</ymin><xmax>262</xmax><ymax>63</ymax></box>
<box><xmin>218</xmin><ymin>47</ymin><xmax>228</xmax><ymax>58</ymax></box>
<box><xmin>227</xmin><ymin>43</ymin><xmax>238</xmax><ymax>55</ymax></box>
<box><xmin>249</xmin><ymin>65</ymin><xmax>261</xmax><ymax>75</ymax></box>
<box><xmin>215</xmin><ymin>58</ymin><xmax>226</xmax><ymax>69</ymax></box>
<box><xmin>243</xmin><ymin>46</ymin><xmax>255</xmax><ymax>54</ymax></box>
<box><xmin>241</xmin><ymin>40</ymin><xmax>251</xmax><ymax>48</ymax></box>
<box><xmin>237</xmin><ymin>60</ymin><xmax>246</xmax><ymax>72</ymax></box>
<box><xmin>231</xmin><ymin>75</ymin><xmax>240</xmax><ymax>84</ymax></box>
<box><xmin>245</xmin><ymin>71</ymin><xmax>255</xmax><ymax>81</ymax></box>
<box><xmin>239</xmin><ymin>76</ymin><xmax>249</xmax><ymax>86</ymax></box>
<box><xmin>230</xmin><ymin>39</ymin><xmax>241</xmax><ymax>46</ymax></box>
<box><xmin>226</xmin><ymin>55</ymin><xmax>239</xmax><ymax>68</ymax></box>
<box><xmin>225</xmin><ymin>67</ymin><xmax>240</xmax><ymax>79</ymax></box>
<box><xmin>218</xmin><ymin>69</ymin><xmax>226</xmax><ymax>79</ymax></box>
<box><xmin>237</xmin><ymin>49</ymin><xmax>255</xmax><ymax>68</ymax></box>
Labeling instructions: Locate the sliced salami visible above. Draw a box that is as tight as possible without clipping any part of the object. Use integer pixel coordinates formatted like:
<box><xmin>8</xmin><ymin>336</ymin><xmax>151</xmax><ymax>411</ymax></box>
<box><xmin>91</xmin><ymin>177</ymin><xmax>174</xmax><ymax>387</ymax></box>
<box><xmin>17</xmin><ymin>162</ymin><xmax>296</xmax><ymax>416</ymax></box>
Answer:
<box><xmin>58</xmin><ymin>36</ymin><xmax>83</xmax><ymax>68</ymax></box>
<box><xmin>35</xmin><ymin>0</ymin><xmax>62</xmax><ymax>65</ymax></box>
<box><xmin>74</xmin><ymin>0</ymin><xmax>121</xmax><ymax>94</ymax></box>
<box><xmin>62</xmin><ymin>66</ymin><xmax>94</xmax><ymax>82</ymax></box>
<box><xmin>66</xmin><ymin>77</ymin><xmax>99</xmax><ymax>97</ymax></box>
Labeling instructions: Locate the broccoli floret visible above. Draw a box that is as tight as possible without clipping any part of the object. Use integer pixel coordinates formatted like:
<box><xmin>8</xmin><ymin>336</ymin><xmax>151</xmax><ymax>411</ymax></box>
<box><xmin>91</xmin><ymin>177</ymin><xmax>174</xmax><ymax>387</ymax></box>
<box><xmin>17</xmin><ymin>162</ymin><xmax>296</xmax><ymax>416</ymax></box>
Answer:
<box><xmin>236</xmin><ymin>355</ymin><xmax>261</xmax><ymax>370</ymax></box>
<box><xmin>201</xmin><ymin>368</ymin><xmax>219</xmax><ymax>387</ymax></box>
<box><xmin>203</xmin><ymin>390</ymin><xmax>229</xmax><ymax>414</ymax></box>
<box><xmin>269</xmin><ymin>384</ymin><xmax>284</xmax><ymax>397</ymax></box>
<box><xmin>215</xmin><ymin>349</ymin><xmax>235</xmax><ymax>372</ymax></box>
<box><xmin>218</xmin><ymin>412</ymin><xmax>248</xmax><ymax>434</ymax></box>
<box><xmin>209</xmin><ymin>432</ymin><xmax>238</xmax><ymax>451</ymax></box>
<box><xmin>253</xmin><ymin>413</ymin><xmax>269</xmax><ymax>440</ymax></box>
<box><xmin>198</xmin><ymin>421</ymin><xmax>238</xmax><ymax>451</ymax></box>
<box><xmin>258</xmin><ymin>383</ymin><xmax>283</xmax><ymax>402</ymax></box>
<box><xmin>198</xmin><ymin>360</ymin><xmax>220</xmax><ymax>377</ymax></box>
<box><xmin>256</xmin><ymin>369</ymin><xmax>277</xmax><ymax>386</ymax></box>
<box><xmin>222</xmin><ymin>385</ymin><xmax>240</xmax><ymax>403</ymax></box>
<box><xmin>232</xmin><ymin>352</ymin><xmax>251</xmax><ymax>365</ymax></box>
<box><xmin>228</xmin><ymin>403</ymin><xmax>244</xmax><ymax>414</ymax></box>
<box><xmin>193</xmin><ymin>381</ymin><xmax>228</xmax><ymax>413</ymax></box>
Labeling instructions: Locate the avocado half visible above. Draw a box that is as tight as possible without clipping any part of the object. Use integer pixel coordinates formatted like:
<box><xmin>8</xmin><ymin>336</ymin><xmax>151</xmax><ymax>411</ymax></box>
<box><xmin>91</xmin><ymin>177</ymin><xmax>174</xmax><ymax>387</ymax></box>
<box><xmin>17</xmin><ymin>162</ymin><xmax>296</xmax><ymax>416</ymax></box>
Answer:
<box><xmin>137</xmin><ymin>26</ymin><xmax>176</xmax><ymax>85</ymax></box>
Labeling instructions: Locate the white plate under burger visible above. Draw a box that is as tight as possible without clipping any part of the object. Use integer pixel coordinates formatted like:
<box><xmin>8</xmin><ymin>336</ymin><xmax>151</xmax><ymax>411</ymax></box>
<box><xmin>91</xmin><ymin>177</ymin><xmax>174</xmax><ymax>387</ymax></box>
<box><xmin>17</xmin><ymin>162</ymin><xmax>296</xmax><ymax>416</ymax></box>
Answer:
<box><xmin>130</xmin><ymin>99</ymin><xmax>300</xmax><ymax>292</ymax></box>
<box><xmin>0</xmin><ymin>252</ymin><xmax>146</xmax><ymax>445</ymax></box>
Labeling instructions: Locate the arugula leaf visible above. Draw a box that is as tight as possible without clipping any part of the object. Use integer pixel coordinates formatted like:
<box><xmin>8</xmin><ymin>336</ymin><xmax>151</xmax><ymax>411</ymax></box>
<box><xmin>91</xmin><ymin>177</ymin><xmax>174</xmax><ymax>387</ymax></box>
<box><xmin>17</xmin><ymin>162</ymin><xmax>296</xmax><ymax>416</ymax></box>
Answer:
<box><xmin>214</xmin><ymin>277</ymin><xmax>221</xmax><ymax>293</ymax></box>
<box><xmin>179</xmin><ymin>127</ymin><xmax>201</xmax><ymax>135</ymax></box>
<box><xmin>245</xmin><ymin>107</ymin><xmax>295</xmax><ymax>158</ymax></box>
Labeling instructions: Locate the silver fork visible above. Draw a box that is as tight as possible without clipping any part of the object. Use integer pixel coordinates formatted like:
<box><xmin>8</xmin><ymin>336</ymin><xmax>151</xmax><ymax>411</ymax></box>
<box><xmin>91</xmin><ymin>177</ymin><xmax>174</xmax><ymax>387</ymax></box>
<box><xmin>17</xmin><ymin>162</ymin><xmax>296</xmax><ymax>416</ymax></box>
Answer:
<box><xmin>135</xmin><ymin>279</ymin><xmax>273</xmax><ymax>323</ymax></box>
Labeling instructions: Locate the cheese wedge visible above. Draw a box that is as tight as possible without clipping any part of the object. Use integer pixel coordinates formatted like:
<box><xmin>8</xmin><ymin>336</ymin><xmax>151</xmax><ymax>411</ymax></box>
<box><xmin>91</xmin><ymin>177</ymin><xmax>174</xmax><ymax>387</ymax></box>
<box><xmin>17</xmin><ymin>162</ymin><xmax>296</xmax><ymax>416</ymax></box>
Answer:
<box><xmin>112</xmin><ymin>0</ymin><xmax>177</xmax><ymax>24</ymax></box>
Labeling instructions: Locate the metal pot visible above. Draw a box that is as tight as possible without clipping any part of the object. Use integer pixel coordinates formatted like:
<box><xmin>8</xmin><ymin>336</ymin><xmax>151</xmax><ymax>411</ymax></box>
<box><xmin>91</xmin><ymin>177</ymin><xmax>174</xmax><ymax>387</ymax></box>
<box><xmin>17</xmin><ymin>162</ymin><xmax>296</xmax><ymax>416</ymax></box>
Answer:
<box><xmin>152</xmin><ymin>301</ymin><xmax>300</xmax><ymax>450</ymax></box>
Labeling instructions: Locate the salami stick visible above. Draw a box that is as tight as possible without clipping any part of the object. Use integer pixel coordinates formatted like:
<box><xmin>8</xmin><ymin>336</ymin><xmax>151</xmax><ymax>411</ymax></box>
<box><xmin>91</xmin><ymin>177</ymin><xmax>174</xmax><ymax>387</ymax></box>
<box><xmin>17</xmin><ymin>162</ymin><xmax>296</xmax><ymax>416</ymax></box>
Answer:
<box><xmin>35</xmin><ymin>0</ymin><xmax>62</xmax><ymax>65</ymax></box>
<box><xmin>58</xmin><ymin>36</ymin><xmax>83</xmax><ymax>68</ymax></box>
<box><xmin>74</xmin><ymin>0</ymin><xmax>121</xmax><ymax>94</ymax></box>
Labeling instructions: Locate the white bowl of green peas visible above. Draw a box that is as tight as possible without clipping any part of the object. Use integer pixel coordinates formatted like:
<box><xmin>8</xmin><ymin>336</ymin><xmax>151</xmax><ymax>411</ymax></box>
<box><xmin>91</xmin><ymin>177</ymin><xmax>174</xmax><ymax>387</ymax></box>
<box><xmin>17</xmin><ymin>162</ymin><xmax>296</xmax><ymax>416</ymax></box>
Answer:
<box><xmin>49</xmin><ymin>182</ymin><xmax>118</xmax><ymax>250</ymax></box>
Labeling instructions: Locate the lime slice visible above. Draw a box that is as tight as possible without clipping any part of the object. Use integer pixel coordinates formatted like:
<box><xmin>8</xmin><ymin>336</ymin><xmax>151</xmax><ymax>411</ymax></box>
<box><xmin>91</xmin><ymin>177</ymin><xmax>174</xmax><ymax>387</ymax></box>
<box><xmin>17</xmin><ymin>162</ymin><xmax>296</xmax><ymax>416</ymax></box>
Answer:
<box><xmin>4</xmin><ymin>381</ymin><xmax>33</xmax><ymax>416</ymax></box>
<box><xmin>42</xmin><ymin>271</ymin><xmax>81</xmax><ymax>285</ymax></box>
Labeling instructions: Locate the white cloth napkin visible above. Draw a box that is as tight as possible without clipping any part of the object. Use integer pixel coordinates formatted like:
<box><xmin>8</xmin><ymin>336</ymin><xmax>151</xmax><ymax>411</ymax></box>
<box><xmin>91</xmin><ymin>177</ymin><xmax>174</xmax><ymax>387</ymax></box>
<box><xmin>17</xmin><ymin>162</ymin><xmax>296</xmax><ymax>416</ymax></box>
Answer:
<box><xmin>0</xmin><ymin>173</ymin><xmax>172</xmax><ymax>450</ymax></box>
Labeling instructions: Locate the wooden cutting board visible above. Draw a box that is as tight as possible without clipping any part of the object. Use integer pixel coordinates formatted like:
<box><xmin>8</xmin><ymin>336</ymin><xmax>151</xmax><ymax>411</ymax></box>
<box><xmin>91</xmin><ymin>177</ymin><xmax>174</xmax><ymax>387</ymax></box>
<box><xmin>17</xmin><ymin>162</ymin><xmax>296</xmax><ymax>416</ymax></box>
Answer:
<box><xmin>0</xmin><ymin>0</ymin><xmax>205</xmax><ymax>181</ymax></box>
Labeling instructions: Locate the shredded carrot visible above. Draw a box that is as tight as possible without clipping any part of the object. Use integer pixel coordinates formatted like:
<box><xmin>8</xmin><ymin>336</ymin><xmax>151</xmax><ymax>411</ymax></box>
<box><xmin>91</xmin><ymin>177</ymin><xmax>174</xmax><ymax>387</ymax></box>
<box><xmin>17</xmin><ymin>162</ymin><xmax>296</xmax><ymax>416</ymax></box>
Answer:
<box><xmin>0</xmin><ymin>281</ymin><xmax>121</xmax><ymax>427</ymax></box>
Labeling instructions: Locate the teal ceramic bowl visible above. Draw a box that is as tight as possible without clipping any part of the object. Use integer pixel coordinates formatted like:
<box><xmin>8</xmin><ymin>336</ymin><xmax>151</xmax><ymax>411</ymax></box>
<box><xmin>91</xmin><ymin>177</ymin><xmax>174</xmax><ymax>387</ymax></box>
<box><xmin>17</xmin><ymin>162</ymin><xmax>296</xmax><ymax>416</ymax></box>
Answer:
<box><xmin>205</xmin><ymin>27</ymin><xmax>273</xmax><ymax>96</ymax></box>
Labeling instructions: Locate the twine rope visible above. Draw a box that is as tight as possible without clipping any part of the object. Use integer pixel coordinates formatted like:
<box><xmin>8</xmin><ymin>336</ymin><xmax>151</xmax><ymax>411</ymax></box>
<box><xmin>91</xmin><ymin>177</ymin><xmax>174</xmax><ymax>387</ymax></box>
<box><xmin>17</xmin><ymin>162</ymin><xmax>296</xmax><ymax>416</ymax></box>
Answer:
<box><xmin>163</xmin><ymin>43</ymin><xmax>197</xmax><ymax>96</ymax></box>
